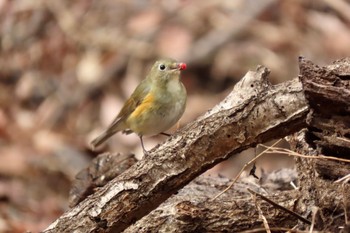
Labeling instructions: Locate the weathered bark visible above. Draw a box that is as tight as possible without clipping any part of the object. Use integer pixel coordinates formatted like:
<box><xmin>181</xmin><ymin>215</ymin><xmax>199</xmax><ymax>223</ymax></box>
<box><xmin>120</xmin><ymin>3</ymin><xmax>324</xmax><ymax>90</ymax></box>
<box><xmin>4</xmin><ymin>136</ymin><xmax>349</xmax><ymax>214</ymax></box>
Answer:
<box><xmin>69</xmin><ymin>153</ymin><xmax>137</xmax><ymax>208</ymax></box>
<box><xmin>125</xmin><ymin>173</ymin><xmax>300</xmax><ymax>232</ymax></box>
<box><xmin>43</xmin><ymin>65</ymin><xmax>308</xmax><ymax>233</ymax></box>
<box><xmin>69</xmin><ymin>154</ymin><xmax>301</xmax><ymax>232</ymax></box>
<box><xmin>299</xmin><ymin>57</ymin><xmax>350</xmax><ymax>161</ymax></box>
<box><xmin>289</xmin><ymin>131</ymin><xmax>350</xmax><ymax>233</ymax></box>
<box><xmin>288</xmin><ymin>57</ymin><xmax>350</xmax><ymax>232</ymax></box>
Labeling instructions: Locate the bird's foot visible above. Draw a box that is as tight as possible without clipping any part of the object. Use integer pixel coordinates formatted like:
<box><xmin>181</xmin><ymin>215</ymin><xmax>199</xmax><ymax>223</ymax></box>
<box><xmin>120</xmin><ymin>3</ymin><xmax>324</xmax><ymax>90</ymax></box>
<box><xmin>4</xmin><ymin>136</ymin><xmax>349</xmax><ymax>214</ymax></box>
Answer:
<box><xmin>142</xmin><ymin>149</ymin><xmax>150</xmax><ymax>157</ymax></box>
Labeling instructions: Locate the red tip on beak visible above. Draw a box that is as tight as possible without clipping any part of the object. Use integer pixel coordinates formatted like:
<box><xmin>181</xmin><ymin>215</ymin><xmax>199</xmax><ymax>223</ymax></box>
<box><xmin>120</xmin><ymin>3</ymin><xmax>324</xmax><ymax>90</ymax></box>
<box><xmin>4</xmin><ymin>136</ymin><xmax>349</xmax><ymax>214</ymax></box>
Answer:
<box><xmin>178</xmin><ymin>63</ymin><xmax>187</xmax><ymax>70</ymax></box>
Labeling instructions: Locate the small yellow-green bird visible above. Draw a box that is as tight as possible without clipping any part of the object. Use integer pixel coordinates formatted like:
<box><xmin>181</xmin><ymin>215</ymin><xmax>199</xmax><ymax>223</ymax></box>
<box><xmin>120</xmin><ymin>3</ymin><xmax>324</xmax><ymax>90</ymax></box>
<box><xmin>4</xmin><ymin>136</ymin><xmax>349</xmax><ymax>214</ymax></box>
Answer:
<box><xmin>90</xmin><ymin>58</ymin><xmax>187</xmax><ymax>154</ymax></box>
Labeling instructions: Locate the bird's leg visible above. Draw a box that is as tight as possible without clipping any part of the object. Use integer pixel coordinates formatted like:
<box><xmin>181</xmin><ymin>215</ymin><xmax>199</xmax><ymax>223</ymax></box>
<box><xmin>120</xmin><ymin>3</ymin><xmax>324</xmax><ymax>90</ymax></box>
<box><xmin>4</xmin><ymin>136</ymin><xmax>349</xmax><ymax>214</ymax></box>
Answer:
<box><xmin>160</xmin><ymin>132</ymin><xmax>171</xmax><ymax>137</ymax></box>
<box><xmin>139</xmin><ymin>135</ymin><xmax>149</xmax><ymax>156</ymax></box>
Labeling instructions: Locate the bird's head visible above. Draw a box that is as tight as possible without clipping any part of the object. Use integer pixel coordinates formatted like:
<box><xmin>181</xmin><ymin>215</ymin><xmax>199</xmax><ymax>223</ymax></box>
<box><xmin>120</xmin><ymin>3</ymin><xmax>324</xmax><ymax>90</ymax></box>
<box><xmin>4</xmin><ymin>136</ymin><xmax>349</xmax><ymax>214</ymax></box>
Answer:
<box><xmin>148</xmin><ymin>58</ymin><xmax>186</xmax><ymax>84</ymax></box>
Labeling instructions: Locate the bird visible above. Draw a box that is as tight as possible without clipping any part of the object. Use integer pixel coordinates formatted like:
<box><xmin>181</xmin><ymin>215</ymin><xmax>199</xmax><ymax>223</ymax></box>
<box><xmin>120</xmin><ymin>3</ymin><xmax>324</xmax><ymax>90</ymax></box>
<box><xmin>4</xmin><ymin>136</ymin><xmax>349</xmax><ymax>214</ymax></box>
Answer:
<box><xmin>90</xmin><ymin>58</ymin><xmax>187</xmax><ymax>155</ymax></box>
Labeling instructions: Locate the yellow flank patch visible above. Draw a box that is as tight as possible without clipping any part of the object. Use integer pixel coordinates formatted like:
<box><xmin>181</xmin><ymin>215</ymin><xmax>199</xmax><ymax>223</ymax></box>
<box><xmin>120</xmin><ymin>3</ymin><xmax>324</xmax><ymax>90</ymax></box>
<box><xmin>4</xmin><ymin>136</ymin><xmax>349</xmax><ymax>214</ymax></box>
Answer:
<box><xmin>129</xmin><ymin>92</ymin><xmax>154</xmax><ymax>120</ymax></box>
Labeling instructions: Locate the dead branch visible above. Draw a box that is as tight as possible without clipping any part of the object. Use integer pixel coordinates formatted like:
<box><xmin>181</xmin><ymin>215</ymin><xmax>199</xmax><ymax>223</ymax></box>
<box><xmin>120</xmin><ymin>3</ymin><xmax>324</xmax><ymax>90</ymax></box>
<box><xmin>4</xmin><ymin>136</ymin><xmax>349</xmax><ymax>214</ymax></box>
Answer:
<box><xmin>286</xmin><ymin>57</ymin><xmax>350</xmax><ymax>232</ymax></box>
<box><xmin>125</xmin><ymin>175</ymin><xmax>300</xmax><ymax>232</ymax></box>
<box><xmin>43</xmin><ymin>65</ymin><xmax>308</xmax><ymax>233</ymax></box>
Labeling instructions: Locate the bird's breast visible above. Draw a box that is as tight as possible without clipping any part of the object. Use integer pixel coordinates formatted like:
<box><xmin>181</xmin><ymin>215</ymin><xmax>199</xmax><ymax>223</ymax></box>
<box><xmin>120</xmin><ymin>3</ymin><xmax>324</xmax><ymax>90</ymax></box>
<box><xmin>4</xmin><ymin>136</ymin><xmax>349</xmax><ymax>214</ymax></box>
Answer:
<box><xmin>126</xmin><ymin>79</ymin><xmax>186</xmax><ymax>136</ymax></box>
<box><xmin>166</xmin><ymin>78</ymin><xmax>183</xmax><ymax>94</ymax></box>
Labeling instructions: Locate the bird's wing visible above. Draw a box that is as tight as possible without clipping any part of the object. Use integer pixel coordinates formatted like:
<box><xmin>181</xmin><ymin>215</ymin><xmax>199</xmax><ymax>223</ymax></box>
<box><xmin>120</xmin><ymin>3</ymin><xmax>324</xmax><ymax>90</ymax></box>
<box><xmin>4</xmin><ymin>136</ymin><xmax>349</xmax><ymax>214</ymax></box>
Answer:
<box><xmin>107</xmin><ymin>79</ymin><xmax>151</xmax><ymax>132</ymax></box>
<box><xmin>90</xmin><ymin>80</ymin><xmax>150</xmax><ymax>149</ymax></box>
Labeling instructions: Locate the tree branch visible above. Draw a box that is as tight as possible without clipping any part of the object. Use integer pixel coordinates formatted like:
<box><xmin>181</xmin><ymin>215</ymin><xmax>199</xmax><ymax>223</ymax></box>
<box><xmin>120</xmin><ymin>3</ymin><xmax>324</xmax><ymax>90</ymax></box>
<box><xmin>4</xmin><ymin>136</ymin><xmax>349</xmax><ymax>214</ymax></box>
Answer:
<box><xmin>125</xmin><ymin>174</ymin><xmax>300</xmax><ymax>232</ymax></box>
<box><xmin>44</xmin><ymin>65</ymin><xmax>308</xmax><ymax>233</ymax></box>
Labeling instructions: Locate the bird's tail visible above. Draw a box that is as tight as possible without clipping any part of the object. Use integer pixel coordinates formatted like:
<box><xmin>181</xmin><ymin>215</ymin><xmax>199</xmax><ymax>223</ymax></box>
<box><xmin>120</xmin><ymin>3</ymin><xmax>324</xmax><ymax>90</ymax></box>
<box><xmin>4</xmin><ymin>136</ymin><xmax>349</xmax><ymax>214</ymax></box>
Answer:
<box><xmin>90</xmin><ymin>130</ymin><xmax>116</xmax><ymax>151</ymax></box>
<box><xmin>90</xmin><ymin>117</ymin><xmax>127</xmax><ymax>150</ymax></box>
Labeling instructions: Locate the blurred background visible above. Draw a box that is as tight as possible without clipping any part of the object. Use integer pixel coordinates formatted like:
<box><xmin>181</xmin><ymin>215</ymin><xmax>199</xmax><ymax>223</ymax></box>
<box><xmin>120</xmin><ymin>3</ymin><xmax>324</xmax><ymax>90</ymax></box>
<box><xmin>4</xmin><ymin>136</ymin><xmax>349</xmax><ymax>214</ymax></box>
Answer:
<box><xmin>1</xmin><ymin>0</ymin><xmax>350</xmax><ymax>232</ymax></box>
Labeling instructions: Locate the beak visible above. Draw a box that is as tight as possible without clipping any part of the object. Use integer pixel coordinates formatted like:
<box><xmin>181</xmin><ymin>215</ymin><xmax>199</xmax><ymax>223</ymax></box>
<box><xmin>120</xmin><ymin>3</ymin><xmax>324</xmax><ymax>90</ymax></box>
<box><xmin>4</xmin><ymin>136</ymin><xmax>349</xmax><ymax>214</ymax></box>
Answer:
<box><xmin>174</xmin><ymin>62</ymin><xmax>187</xmax><ymax>70</ymax></box>
<box><xmin>169</xmin><ymin>62</ymin><xmax>187</xmax><ymax>71</ymax></box>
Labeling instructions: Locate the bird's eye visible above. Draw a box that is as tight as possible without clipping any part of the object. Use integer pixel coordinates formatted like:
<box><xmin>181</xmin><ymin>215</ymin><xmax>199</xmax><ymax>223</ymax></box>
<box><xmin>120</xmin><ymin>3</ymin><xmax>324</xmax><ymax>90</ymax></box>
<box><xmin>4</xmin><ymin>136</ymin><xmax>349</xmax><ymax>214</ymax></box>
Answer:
<box><xmin>159</xmin><ymin>64</ymin><xmax>166</xmax><ymax>71</ymax></box>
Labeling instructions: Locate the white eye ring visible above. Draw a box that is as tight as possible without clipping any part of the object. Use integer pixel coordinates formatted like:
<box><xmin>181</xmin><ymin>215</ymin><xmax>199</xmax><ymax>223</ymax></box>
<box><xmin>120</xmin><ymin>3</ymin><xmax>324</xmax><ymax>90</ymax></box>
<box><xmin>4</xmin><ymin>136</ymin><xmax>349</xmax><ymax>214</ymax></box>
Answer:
<box><xmin>158</xmin><ymin>64</ymin><xmax>166</xmax><ymax>71</ymax></box>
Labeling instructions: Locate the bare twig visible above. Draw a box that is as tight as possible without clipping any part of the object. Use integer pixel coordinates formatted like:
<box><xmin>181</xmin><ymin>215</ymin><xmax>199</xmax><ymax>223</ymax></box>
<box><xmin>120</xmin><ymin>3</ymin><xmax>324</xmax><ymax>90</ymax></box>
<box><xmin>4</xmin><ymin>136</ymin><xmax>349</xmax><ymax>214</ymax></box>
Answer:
<box><xmin>309</xmin><ymin>206</ymin><xmax>319</xmax><ymax>233</ymax></box>
<box><xmin>335</xmin><ymin>173</ymin><xmax>350</xmax><ymax>183</ymax></box>
<box><xmin>342</xmin><ymin>182</ymin><xmax>350</xmax><ymax>225</ymax></box>
<box><xmin>211</xmin><ymin>139</ymin><xmax>282</xmax><ymax>200</ymax></box>
<box><xmin>259</xmin><ymin>145</ymin><xmax>350</xmax><ymax>164</ymax></box>
<box><xmin>247</xmin><ymin>188</ymin><xmax>311</xmax><ymax>225</ymax></box>
<box><xmin>250</xmin><ymin>191</ymin><xmax>271</xmax><ymax>233</ymax></box>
